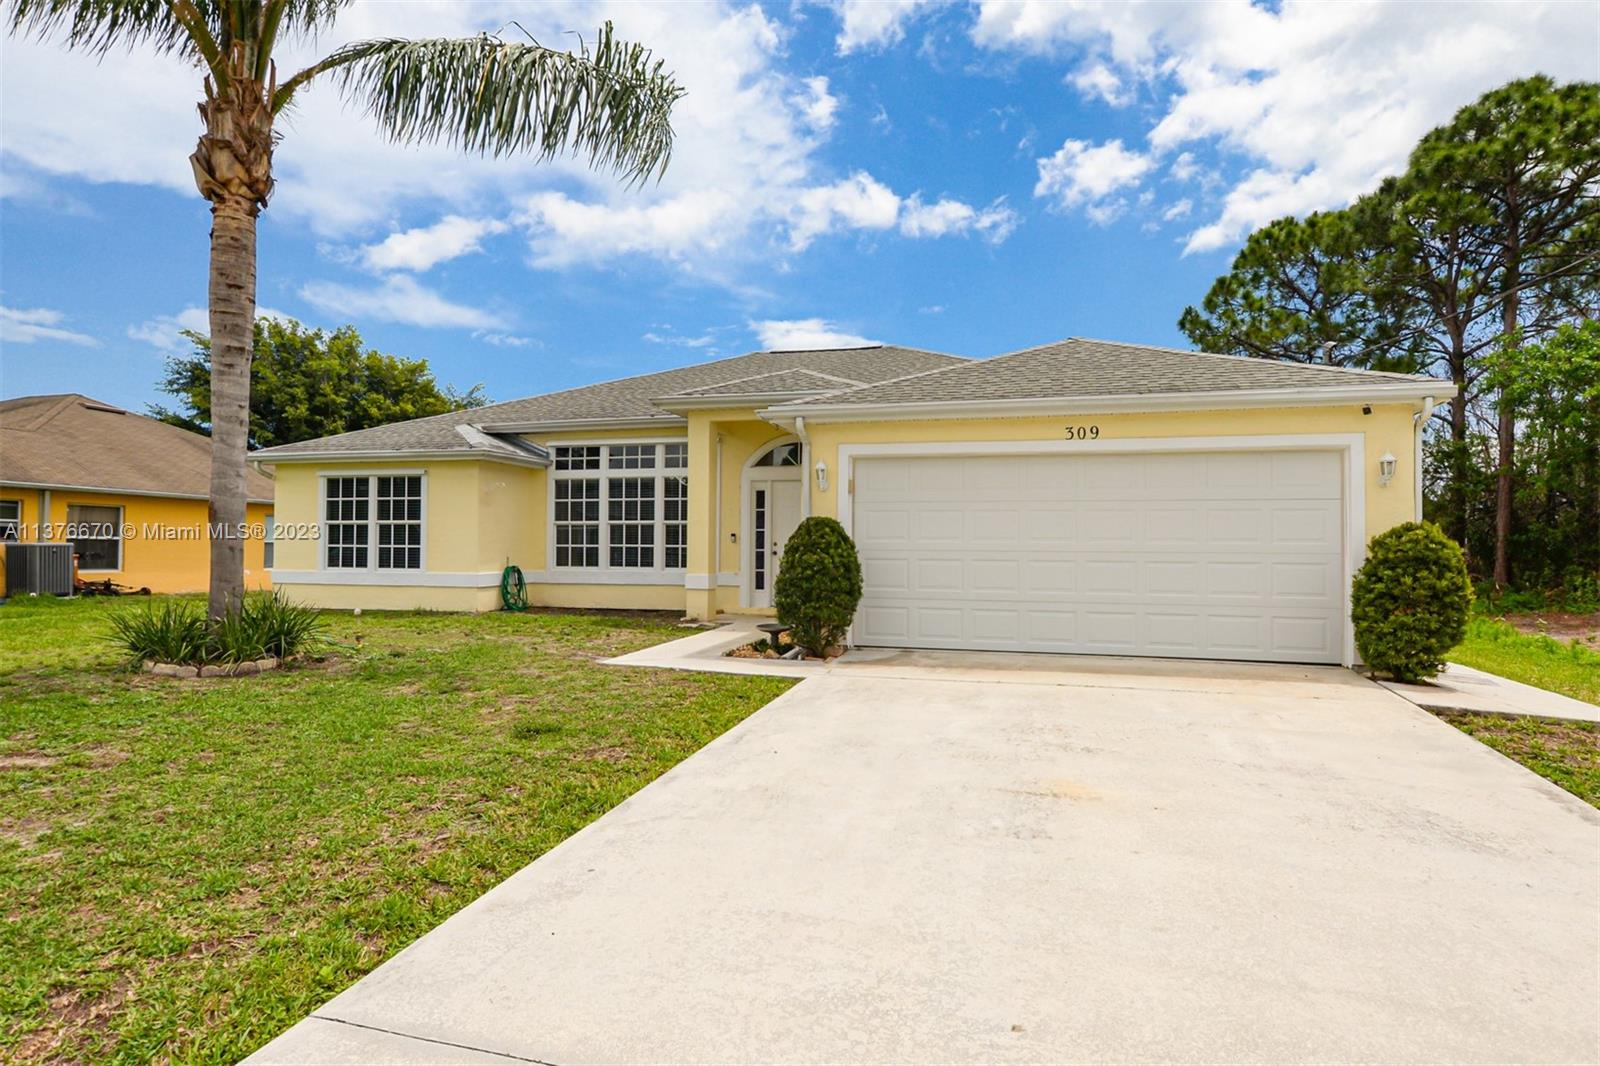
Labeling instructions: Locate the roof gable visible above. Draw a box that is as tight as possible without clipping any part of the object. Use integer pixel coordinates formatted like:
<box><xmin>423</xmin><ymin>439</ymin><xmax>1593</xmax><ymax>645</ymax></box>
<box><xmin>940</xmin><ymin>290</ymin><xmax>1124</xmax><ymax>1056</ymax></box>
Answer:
<box><xmin>254</xmin><ymin>345</ymin><xmax>965</xmax><ymax>459</ymax></box>
<box><xmin>768</xmin><ymin>337</ymin><xmax>1442</xmax><ymax>411</ymax></box>
<box><xmin>0</xmin><ymin>394</ymin><xmax>276</xmax><ymax>501</ymax></box>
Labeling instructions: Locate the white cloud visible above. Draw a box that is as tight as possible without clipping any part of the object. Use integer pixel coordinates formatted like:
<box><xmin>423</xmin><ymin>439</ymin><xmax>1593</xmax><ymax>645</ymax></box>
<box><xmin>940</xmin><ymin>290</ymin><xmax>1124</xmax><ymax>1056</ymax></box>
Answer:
<box><xmin>971</xmin><ymin>0</ymin><xmax>1596</xmax><ymax>254</ymax></box>
<box><xmin>1161</xmin><ymin>198</ymin><xmax>1193</xmax><ymax>222</ymax></box>
<box><xmin>900</xmin><ymin>195</ymin><xmax>1019</xmax><ymax>242</ymax></box>
<box><xmin>1034</xmin><ymin>138</ymin><xmax>1152</xmax><ymax>218</ymax></box>
<box><xmin>361</xmin><ymin>215</ymin><xmax>508</xmax><ymax>272</ymax></box>
<box><xmin>474</xmin><ymin>331</ymin><xmax>536</xmax><ymax>348</ymax></box>
<box><xmin>751</xmin><ymin>318</ymin><xmax>877</xmax><ymax>350</ymax></box>
<box><xmin>833</xmin><ymin>0</ymin><xmax>941</xmax><ymax>54</ymax></box>
<box><xmin>793</xmin><ymin>76</ymin><xmax>841</xmax><ymax>133</ymax></box>
<box><xmin>2</xmin><ymin>305</ymin><xmax>99</xmax><ymax>347</ymax></box>
<box><xmin>643</xmin><ymin>330</ymin><xmax>717</xmax><ymax>348</ymax></box>
<box><xmin>789</xmin><ymin>172</ymin><xmax>902</xmax><ymax>249</ymax></box>
<box><xmin>127</xmin><ymin>306</ymin><xmax>210</xmax><ymax>353</ymax></box>
<box><xmin>128</xmin><ymin>305</ymin><xmax>298</xmax><ymax>353</ymax></box>
<box><xmin>299</xmin><ymin>275</ymin><xmax>500</xmax><ymax>330</ymax></box>
<box><xmin>1069</xmin><ymin>62</ymin><xmax>1130</xmax><ymax>107</ymax></box>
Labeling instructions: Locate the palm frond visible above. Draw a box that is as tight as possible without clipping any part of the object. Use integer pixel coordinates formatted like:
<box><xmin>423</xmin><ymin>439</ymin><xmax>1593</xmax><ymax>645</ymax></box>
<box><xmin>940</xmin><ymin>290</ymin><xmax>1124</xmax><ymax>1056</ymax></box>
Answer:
<box><xmin>6</xmin><ymin>0</ymin><xmax>194</xmax><ymax>56</ymax></box>
<box><xmin>280</xmin><ymin>22</ymin><xmax>685</xmax><ymax>184</ymax></box>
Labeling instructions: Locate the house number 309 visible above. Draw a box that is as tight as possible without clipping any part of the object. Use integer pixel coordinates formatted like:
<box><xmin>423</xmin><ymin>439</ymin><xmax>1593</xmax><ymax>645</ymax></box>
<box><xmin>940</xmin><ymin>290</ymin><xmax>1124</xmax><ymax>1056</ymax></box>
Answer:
<box><xmin>1065</xmin><ymin>425</ymin><xmax>1100</xmax><ymax>440</ymax></box>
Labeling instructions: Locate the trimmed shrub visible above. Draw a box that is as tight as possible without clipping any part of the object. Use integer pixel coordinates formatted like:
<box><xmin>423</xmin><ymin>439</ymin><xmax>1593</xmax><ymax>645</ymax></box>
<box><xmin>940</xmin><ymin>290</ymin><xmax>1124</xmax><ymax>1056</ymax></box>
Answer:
<box><xmin>774</xmin><ymin>516</ymin><xmax>863</xmax><ymax>657</ymax></box>
<box><xmin>1351</xmin><ymin>522</ymin><xmax>1473</xmax><ymax>682</ymax></box>
<box><xmin>108</xmin><ymin>591</ymin><xmax>325</xmax><ymax>668</ymax></box>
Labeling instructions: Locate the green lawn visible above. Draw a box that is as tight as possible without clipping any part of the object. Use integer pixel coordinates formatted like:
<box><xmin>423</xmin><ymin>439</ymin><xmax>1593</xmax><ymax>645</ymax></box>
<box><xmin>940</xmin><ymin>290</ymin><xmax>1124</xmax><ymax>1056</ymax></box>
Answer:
<box><xmin>0</xmin><ymin>595</ymin><xmax>793</xmax><ymax>1064</ymax></box>
<box><xmin>1434</xmin><ymin>712</ymin><xmax>1599</xmax><ymax>808</ymax></box>
<box><xmin>1450</xmin><ymin>616</ymin><xmax>1600</xmax><ymax>706</ymax></box>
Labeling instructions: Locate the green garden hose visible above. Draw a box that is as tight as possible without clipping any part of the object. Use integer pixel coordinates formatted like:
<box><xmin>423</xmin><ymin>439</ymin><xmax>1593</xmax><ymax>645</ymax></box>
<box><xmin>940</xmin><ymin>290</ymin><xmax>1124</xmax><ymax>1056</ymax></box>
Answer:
<box><xmin>500</xmin><ymin>564</ymin><xmax>528</xmax><ymax>611</ymax></box>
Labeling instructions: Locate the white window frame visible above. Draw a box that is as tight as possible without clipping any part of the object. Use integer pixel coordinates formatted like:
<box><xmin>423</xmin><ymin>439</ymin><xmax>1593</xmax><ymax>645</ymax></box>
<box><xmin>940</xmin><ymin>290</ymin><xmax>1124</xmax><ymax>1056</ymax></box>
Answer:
<box><xmin>317</xmin><ymin>472</ymin><xmax>428</xmax><ymax>573</ymax></box>
<box><xmin>65</xmin><ymin>503</ymin><xmax>123</xmax><ymax>572</ymax></box>
<box><xmin>262</xmin><ymin>512</ymin><xmax>275</xmax><ymax>569</ymax></box>
<box><xmin>547</xmin><ymin>439</ymin><xmax>688</xmax><ymax>579</ymax></box>
<box><xmin>0</xmin><ymin>499</ymin><xmax>20</xmax><ymax>542</ymax></box>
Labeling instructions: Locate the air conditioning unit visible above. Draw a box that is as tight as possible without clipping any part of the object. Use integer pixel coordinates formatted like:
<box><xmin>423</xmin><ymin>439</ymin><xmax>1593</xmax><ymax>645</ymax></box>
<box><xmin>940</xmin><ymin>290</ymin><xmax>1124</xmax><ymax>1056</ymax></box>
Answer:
<box><xmin>5</xmin><ymin>542</ymin><xmax>75</xmax><ymax>596</ymax></box>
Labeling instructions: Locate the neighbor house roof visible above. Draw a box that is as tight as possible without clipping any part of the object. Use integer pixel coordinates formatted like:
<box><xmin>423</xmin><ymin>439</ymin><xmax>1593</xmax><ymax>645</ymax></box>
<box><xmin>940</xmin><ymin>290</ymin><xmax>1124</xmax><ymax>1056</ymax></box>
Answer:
<box><xmin>0</xmin><ymin>394</ymin><xmax>276</xmax><ymax>502</ymax></box>
<box><xmin>764</xmin><ymin>337</ymin><xmax>1449</xmax><ymax>418</ymax></box>
<box><xmin>252</xmin><ymin>345</ymin><xmax>965</xmax><ymax>461</ymax></box>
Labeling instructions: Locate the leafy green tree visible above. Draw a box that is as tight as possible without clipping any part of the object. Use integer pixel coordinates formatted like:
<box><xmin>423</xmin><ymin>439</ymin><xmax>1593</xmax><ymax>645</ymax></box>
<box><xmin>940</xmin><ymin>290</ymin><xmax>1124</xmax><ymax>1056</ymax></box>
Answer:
<box><xmin>7</xmin><ymin>2</ymin><xmax>684</xmax><ymax>618</ymax></box>
<box><xmin>1489</xmin><ymin>320</ymin><xmax>1600</xmax><ymax>583</ymax></box>
<box><xmin>1407</xmin><ymin>76</ymin><xmax>1600</xmax><ymax>586</ymax></box>
<box><xmin>1178</xmin><ymin>207</ymin><xmax>1419</xmax><ymax>372</ymax></box>
<box><xmin>152</xmin><ymin>317</ymin><xmax>487</xmax><ymax>448</ymax></box>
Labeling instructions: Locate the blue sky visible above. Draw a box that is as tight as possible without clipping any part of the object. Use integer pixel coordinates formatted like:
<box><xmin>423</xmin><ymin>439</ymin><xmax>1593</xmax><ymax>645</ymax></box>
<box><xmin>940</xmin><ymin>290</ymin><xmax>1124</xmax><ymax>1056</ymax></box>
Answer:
<box><xmin>1</xmin><ymin>1</ymin><xmax>1592</xmax><ymax>415</ymax></box>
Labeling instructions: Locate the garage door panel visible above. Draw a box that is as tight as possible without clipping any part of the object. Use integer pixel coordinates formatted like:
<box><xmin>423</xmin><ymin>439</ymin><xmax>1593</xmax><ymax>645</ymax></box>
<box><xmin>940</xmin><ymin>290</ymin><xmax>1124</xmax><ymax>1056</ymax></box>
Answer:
<box><xmin>852</xmin><ymin>450</ymin><xmax>1345</xmax><ymax>664</ymax></box>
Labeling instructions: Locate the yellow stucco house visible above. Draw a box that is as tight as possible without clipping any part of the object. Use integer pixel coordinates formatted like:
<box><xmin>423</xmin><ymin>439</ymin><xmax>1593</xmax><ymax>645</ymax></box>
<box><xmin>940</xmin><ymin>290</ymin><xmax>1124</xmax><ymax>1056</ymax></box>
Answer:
<box><xmin>256</xmin><ymin>338</ymin><xmax>1452</xmax><ymax>667</ymax></box>
<box><xmin>0</xmin><ymin>394</ymin><xmax>275</xmax><ymax>595</ymax></box>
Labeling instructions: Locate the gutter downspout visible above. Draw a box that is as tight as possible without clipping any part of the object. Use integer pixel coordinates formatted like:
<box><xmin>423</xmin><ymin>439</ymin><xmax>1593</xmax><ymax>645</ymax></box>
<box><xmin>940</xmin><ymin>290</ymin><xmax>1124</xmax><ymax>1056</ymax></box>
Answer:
<box><xmin>1414</xmin><ymin>396</ymin><xmax>1436</xmax><ymax>523</ymax></box>
<box><xmin>39</xmin><ymin>489</ymin><xmax>51</xmax><ymax>541</ymax></box>
<box><xmin>794</xmin><ymin>416</ymin><xmax>812</xmax><ymax>517</ymax></box>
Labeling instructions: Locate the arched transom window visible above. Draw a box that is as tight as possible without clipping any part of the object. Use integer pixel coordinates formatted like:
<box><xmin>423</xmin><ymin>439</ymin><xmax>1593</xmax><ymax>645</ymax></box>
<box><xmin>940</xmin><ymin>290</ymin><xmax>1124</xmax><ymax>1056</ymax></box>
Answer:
<box><xmin>753</xmin><ymin>442</ymin><xmax>801</xmax><ymax>467</ymax></box>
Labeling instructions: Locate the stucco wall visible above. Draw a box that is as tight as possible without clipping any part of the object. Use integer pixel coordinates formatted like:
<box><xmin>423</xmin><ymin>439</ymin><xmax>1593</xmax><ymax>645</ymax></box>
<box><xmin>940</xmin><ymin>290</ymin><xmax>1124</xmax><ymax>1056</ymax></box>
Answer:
<box><xmin>0</xmin><ymin>484</ymin><xmax>271</xmax><ymax>595</ymax></box>
<box><xmin>802</xmin><ymin>403</ymin><xmax>1421</xmax><ymax>544</ymax></box>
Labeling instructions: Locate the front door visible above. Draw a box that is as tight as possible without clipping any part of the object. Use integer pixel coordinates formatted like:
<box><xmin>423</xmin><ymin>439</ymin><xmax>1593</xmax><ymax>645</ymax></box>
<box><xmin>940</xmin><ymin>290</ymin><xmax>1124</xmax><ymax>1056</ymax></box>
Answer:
<box><xmin>750</xmin><ymin>478</ymin><xmax>802</xmax><ymax>608</ymax></box>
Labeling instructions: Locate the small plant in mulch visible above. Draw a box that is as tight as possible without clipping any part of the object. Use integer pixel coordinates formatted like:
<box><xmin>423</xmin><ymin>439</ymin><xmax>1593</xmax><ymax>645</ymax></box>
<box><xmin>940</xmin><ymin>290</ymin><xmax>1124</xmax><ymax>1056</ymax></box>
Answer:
<box><xmin>724</xmin><ymin>637</ymin><xmax>791</xmax><ymax>660</ymax></box>
<box><xmin>108</xmin><ymin>592</ymin><xmax>326</xmax><ymax>677</ymax></box>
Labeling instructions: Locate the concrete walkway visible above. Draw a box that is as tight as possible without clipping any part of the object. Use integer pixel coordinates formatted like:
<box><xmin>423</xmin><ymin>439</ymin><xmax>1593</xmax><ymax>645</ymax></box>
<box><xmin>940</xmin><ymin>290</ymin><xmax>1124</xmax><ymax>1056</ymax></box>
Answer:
<box><xmin>248</xmin><ymin>658</ymin><xmax>1599</xmax><ymax>1065</ymax></box>
<box><xmin>1379</xmin><ymin>661</ymin><xmax>1599</xmax><ymax>722</ymax></box>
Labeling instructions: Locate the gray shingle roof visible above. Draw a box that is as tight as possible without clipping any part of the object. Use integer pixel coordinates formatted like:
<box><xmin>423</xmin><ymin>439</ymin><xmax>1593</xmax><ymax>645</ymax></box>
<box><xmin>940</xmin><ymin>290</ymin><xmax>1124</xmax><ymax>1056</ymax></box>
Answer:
<box><xmin>769</xmin><ymin>337</ymin><xmax>1439</xmax><ymax>410</ymax></box>
<box><xmin>663</xmin><ymin>368</ymin><xmax>862</xmax><ymax>399</ymax></box>
<box><xmin>253</xmin><ymin>345</ymin><xmax>964</xmax><ymax>460</ymax></box>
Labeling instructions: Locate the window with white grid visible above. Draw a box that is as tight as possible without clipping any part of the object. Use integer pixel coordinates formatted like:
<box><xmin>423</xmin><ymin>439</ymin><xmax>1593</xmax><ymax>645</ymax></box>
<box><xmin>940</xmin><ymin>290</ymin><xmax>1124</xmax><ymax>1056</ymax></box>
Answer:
<box><xmin>607</xmin><ymin>477</ymin><xmax>655</xmax><ymax>568</ymax></box>
<box><xmin>551</xmin><ymin>443</ymin><xmax>686</xmax><ymax>574</ymax></box>
<box><xmin>375</xmin><ymin>476</ymin><xmax>423</xmax><ymax>570</ymax></box>
<box><xmin>554</xmin><ymin>477</ymin><xmax>601</xmax><ymax>568</ymax></box>
<box><xmin>663</xmin><ymin>476</ymin><xmax>688</xmax><ymax>569</ymax></box>
<box><xmin>324</xmin><ymin>476</ymin><xmax>371</xmax><ymax>569</ymax></box>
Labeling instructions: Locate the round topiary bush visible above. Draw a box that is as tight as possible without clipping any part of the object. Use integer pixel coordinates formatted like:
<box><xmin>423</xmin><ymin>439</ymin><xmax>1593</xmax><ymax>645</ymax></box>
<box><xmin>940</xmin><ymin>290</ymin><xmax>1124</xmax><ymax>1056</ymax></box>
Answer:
<box><xmin>774</xmin><ymin>516</ymin><xmax>863</xmax><ymax>657</ymax></box>
<box><xmin>1351</xmin><ymin>521</ymin><xmax>1473</xmax><ymax>683</ymax></box>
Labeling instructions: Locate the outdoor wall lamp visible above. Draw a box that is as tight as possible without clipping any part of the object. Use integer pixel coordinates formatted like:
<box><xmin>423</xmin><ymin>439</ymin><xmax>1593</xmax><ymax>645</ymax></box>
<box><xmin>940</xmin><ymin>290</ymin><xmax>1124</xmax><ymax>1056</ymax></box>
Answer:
<box><xmin>815</xmin><ymin>461</ymin><xmax>829</xmax><ymax>492</ymax></box>
<box><xmin>1378</xmin><ymin>452</ymin><xmax>1397</xmax><ymax>486</ymax></box>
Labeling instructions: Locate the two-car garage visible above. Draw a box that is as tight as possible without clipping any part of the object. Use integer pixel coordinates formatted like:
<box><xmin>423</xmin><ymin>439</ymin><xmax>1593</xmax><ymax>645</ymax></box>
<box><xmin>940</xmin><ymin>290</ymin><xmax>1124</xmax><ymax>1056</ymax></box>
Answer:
<box><xmin>848</xmin><ymin>447</ymin><xmax>1350</xmax><ymax>665</ymax></box>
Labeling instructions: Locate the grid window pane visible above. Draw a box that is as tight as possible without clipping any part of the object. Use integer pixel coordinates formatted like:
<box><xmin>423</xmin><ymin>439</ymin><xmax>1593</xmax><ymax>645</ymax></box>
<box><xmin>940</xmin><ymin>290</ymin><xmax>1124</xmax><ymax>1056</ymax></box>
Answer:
<box><xmin>554</xmin><ymin>478</ymin><xmax>601</xmax><ymax>567</ymax></box>
<box><xmin>663</xmin><ymin>476</ymin><xmax>688</xmax><ymax>569</ymax></box>
<box><xmin>554</xmin><ymin>446</ymin><xmax>601</xmax><ymax>471</ymax></box>
<box><xmin>324</xmin><ymin>476</ymin><xmax>371</xmax><ymax>569</ymax></box>
<box><xmin>0</xmin><ymin>500</ymin><xmax>19</xmax><ymax>542</ymax></box>
<box><xmin>607</xmin><ymin>477</ymin><xmax>655</xmax><ymax>568</ymax></box>
<box><xmin>662</xmin><ymin>443</ymin><xmax>688</xmax><ymax>469</ymax></box>
<box><xmin>608</xmin><ymin>444</ymin><xmax>657</xmax><ymax>470</ymax></box>
<box><xmin>376</xmin><ymin>475</ymin><xmax>423</xmax><ymax>569</ymax></box>
<box><xmin>66</xmin><ymin>504</ymin><xmax>121</xmax><ymax>570</ymax></box>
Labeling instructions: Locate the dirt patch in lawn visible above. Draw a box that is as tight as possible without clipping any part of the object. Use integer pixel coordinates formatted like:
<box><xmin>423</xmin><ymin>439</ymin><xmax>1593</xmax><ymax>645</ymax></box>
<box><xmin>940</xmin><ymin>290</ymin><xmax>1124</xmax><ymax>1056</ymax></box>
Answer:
<box><xmin>0</xmin><ymin>752</ymin><xmax>59</xmax><ymax>770</ymax></box>
<box><xmin>1497</xmin><ymin>610</ymin><xmax>1600</xmax><ymax>647</ymax></box>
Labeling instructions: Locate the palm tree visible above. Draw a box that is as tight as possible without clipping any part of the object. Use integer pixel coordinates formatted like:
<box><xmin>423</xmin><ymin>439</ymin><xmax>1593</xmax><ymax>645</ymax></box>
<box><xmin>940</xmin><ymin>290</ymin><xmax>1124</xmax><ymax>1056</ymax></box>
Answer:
<box><xmin>7</xmin><ymin>1</ymin><xmax>685</xmax><ymax>618</ymax></box>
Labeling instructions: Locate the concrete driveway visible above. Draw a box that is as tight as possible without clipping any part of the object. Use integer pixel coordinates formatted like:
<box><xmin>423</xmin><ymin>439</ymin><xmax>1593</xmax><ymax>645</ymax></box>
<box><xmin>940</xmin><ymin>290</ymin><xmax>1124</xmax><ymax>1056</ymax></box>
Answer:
<box><xmin>249</xmin><ymin>658</ymin><xmax>1599</xmax><ymax>1065</ymax></box>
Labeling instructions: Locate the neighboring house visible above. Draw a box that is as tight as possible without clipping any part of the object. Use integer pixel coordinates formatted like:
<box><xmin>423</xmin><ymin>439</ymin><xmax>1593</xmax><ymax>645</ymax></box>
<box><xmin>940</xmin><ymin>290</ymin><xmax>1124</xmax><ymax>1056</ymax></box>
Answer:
<box><xmin>255</xmin><ymin>338</ymin><xmax>1452</xmax><ymax>666</ymax></box>
<box><xmin>0</xmin><ymin>394</ymin><xmax>275</xmax><ymax>595</ymax></box>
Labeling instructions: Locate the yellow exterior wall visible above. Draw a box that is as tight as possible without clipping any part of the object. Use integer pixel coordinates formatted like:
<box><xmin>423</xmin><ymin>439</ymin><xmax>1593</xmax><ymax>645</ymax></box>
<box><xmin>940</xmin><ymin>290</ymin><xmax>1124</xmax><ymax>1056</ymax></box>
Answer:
<box><xmin>802</xmin><ymin>403</ymin><xmax>1421</xmax><ymax>544</ymax></box>
<box><xmin>0</xmin><ymin>484</ymin><xmax>271</xmax><ymax>595</ymax></box>
<box><xmin>262</xmin><ymin>401</ymin><xmax>1419</xmax><ymax>619</ymax></box>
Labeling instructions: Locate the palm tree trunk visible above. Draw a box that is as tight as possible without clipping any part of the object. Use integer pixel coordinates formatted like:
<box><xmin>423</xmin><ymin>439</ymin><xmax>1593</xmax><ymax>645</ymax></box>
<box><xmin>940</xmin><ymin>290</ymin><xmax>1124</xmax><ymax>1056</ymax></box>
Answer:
<box><xmin>206</xmin><ymin>196</ymin><xmax>258</xmax><ymax>619</ymax></box>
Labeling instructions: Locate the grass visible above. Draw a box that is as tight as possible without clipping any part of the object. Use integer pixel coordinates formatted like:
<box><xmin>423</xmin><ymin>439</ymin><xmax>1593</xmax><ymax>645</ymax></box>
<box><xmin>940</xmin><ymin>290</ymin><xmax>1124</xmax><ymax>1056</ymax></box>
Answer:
<box><xmin>1450</xmin><ymin>615</ymin><xmax>1600</xmax><ymax>706</ymax></box>
<box><xmin>1434</xmin><ymin>712</ymin><xmax>1600</xmax><ymax>808</ymax></box>
<box><xmin>0</xmin><ymin>595</ymin><xmax>793</xmax><ymax>1064</ymax></box>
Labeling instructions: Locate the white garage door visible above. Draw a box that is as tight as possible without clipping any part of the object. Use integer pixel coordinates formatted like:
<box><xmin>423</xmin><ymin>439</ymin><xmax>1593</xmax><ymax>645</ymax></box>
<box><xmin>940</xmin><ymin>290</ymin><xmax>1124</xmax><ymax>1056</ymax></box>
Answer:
<box><xmin>851</xmin><ymin>450</ymin><xmax>1345</xmax><ymax>664</ymax></box>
